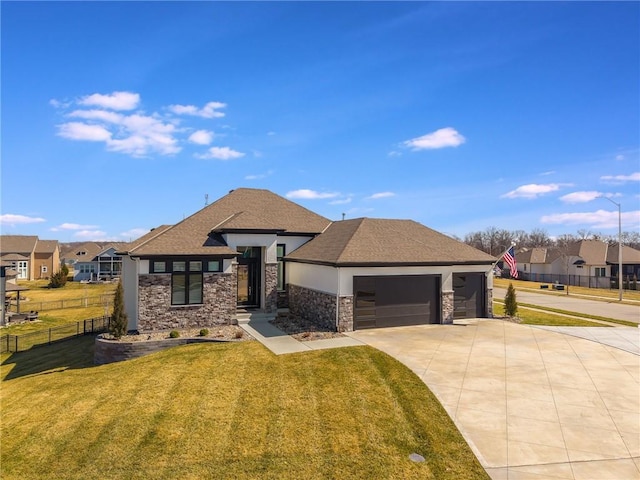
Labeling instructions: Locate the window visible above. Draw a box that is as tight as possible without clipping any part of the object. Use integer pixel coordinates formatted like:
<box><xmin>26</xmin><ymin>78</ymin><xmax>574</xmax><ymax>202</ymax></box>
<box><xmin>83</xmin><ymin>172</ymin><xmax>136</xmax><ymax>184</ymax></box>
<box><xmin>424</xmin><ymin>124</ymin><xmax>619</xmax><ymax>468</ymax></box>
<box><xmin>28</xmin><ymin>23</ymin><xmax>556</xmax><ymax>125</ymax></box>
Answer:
<box><xmin>277</xmin><ymin>244</ymin><xmax>285</xmax><ymax>291</ymax></box>
<box><xmin>172</xmin><ymin>263</ymin><xmax>202</xmax><ymax>305</ymax></box>
<box><xmin>595</xmin><ymin>267</ymin><xmax>606</xmax><ymax>277</ymax></box>
<box><xmin>150</xmin><ymin>258</ymin><xmax>222</xmax><ymax>274</ymax></box>
<box><xmin>152</xmin><ymin>261</ymin><xmax>166</xmax><ymax>273</ymax></box>
<box><xmin>207</xmin><ymin>260</ymin><xmax>221</xmax><ymax>272</ymax></box>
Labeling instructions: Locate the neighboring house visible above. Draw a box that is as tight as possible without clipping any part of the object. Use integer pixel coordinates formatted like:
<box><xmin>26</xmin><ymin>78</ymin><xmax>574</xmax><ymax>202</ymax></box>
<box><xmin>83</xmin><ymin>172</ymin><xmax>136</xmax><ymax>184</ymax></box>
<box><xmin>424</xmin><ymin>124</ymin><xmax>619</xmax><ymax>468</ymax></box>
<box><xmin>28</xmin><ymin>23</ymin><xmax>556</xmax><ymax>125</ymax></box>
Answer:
<box><xmin>0</xmin><ymin>235</ymin><xmax>60</xmax><ymax>280</ymax></box>
<box><xmin>119</xmin><ymin>188</ymin><xmax>496</xmax><ymax>333</ymax></box>
<box><xmin>516</xmin><ymin>240</ymin><xmax>640</xmax><ymax>287</ymax></box>
<box><xmin>62</xmin><ymin>242</ymin><xmax>129</xmax><ymax>281</ymax></box>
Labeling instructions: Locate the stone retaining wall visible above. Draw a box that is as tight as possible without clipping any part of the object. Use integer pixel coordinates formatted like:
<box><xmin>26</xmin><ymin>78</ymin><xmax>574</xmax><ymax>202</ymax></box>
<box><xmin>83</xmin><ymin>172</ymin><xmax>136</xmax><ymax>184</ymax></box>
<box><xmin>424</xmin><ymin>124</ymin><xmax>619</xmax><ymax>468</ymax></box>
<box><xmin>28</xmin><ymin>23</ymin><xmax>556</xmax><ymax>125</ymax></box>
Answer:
<box><xmin>94</xmin><ymin>335</ymin><xmax>240</xmax><ymax>365</ymax></box>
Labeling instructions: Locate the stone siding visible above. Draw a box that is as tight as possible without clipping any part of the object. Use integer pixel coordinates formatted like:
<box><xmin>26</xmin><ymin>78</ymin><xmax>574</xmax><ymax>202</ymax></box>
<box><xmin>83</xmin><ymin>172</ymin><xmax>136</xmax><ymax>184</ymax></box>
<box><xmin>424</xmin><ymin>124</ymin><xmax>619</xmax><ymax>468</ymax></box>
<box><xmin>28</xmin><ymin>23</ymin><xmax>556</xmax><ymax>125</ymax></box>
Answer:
<box><xmin>264</xmin><ymin>262</ymin><xmax>278</xmax><ymax>313</ymax></box>
<box><xmin>137</xmin><ymin>271</ymin><xmax>236</xmax><ymax>331</ymax></box>
<box><xmin>337</xmin><ymin>296</ymin><xmax>354</xmax><ymax>332</ymax></box>
<box><xmin>442</xmin><ymin>290</ymin><xmax>454</xmax><ymax>324</ymax></box>
<box><xmin>486</xmin><ymin>287</ymin><xmax>493</xmax><ymax>317</ymax></box>
<box><xmin>290</xmin><ymin>284</ymin><xmax>354</xmax><ymax>332</ymax></box>
<box><xmin>277</xmin><ymin>286</ymin><xmax>289</xmax><ymax>309</ymax></box>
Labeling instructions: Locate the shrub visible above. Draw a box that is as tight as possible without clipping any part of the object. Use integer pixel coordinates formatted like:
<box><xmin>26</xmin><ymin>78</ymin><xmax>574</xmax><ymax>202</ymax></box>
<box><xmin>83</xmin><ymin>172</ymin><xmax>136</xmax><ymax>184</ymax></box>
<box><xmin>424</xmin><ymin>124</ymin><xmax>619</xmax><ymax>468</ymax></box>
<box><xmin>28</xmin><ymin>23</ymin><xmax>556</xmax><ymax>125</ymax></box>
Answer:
<box><xmin>199</xmin><ymin>328</ymin><xmax>209</xmax><ymax>337</ymax></box>
<box><xmin>169</xmin><ymin>330</ymin><xmax>180</xmax><ymax>338</ymax></box>
<box><xmin>234</xmin><ymin>329</ymin><xmax>244</xmax><ymax>339</ymax></box>
<box><xmin>109</xmin><ymin>280</ymin><xmax>128</xmax><ymax>339</ymax></box>
<box><xmin>504</xmin><ymin>282</ymin><xmax>518</xmax><ymax>318</ymax></box>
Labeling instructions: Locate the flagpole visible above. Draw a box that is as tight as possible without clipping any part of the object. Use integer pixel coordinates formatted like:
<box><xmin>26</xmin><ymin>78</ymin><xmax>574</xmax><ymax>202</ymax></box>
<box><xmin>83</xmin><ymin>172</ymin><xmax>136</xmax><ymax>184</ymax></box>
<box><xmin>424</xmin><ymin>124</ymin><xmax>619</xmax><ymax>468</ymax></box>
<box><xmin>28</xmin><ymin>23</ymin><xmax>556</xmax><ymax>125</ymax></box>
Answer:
<box><xmin>491</xmin><ymin>241</ymin><xmax>517</xmax><ymax>270</ymax></box>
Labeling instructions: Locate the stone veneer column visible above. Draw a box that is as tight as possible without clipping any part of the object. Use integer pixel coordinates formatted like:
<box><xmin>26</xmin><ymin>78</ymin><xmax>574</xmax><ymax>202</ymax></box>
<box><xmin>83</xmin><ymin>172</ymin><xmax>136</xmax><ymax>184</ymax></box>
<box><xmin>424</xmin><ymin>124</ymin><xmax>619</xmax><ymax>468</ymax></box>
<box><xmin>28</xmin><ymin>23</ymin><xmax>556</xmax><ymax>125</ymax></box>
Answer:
<box><xmin>289</xmin><ymin>284</ymin><xmax>337</xmax><ymax>331</ymax></box>
<box><xmin>337</xmin><ymin>296</ymin><xmax>354</xmax><ymax>332</ymax></box>
<box><xmin>441</xmin><ymin>290</ymin><xmax>454</xmax><ymax>324</ymax></box>
<box><xmin>264</xmin><ymin>263</ymin><xmax>278</xmax><ymax>313</ymax></box>
<box><xmin>486</xmin><ymin>287</ymin><xmax>493</xmax><ymax>318</ymax></box>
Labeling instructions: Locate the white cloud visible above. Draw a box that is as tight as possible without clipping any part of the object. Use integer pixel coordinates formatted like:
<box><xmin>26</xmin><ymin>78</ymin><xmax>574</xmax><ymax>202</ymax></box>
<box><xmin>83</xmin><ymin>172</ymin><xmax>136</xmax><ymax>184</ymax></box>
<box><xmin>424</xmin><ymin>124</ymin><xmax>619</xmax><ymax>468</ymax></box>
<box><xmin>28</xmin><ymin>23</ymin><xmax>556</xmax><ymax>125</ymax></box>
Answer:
<box><xmin>286</xmin><ymin>189</ymin><xmax>340</xmax><ymax>200</ymax></box>
<box><xmin>49</xmin><ymin>98</ymin><xmax>71</xmax><ymax>109</ymax></box>
<box><xmin>79</xmin><ymin>91</ymin><xmax>140</xmax><ymax>111</ymax></box>
<box><xmin>539</xmin><ymin>170</ymin><xmax>556</xmax><ymax>176</ymax></box>
<box><xmin>501</xmin><ymin>183</ymin><xmax>569</xmax><ymax>199</ymax></box>
<box><xmin>68</xmin><ymin>109</ymin><xmax>123</xmax><ymax>123</ymax></box>
<box><xmin>541</xmin><ymin>209</ymin><xmax>640</xmax><ymax>230</ymax></box>
<box><xmin>168</xmin><ymin>101</ymin><xmax>226</xmax><ymax>118</ymax></box>
<box><xmin>559</xmin><ymin>191</ymin><xmax>602</xmax><ymax>204</ymax></box>
<box><xmin>403</xmin><ymin>127</ymin><xmax>466</xmax><ymax>151</ymax></box>
<box><xmin>188</xmin><ymin>130</ymin><xmax>214</xmax><ymax>145</ymax></box>
<box><xmin>196</xmin><ymin>146</ymin><xmax>244</xmax><ymax>160</ymax></box>
<box><xmin>329</xmin><ymin>197</ymin><xmax>353</xmax><ymax>205</ymax></box>
<box><xmin>0</xmin><ymin>214</ymin><xmax>46</xmax><ymax>226</ymax></box>
<box><xmin>267</xmin><ymin>131</ymin><xmax>276</xmax><ymax>136</ymax></box>
<box><xmin>57</xmin><ymin>122</ymin><xmax>112</xmax><ymax>142</ymax></box>
<box><xmin>388</xmin><ymin>151</ymin><xmax>402</xmax><ymax>157</ymax></box>
<box><xmin>367</xmin><ymin>191</ymin><xmax>396</xmax><ymax>200</ymax></box>
<box><xmin>600</xmin><ymin>172</ymin><xmax>640</xmax><ymax>184</ymax></box>
<box><xmin>615</xmin><ymin>154</ymin><xmax>625</xmax><ymax>161</ymax></box>
<box><xmin>74</xmin><ymin>230</ymin><xmax>109</xmax><ymax>240</ymax></box>
<box><xmin>51</xmin><ymin>223</ymin><xmax>99</xmax><ymax>232</ymax></box>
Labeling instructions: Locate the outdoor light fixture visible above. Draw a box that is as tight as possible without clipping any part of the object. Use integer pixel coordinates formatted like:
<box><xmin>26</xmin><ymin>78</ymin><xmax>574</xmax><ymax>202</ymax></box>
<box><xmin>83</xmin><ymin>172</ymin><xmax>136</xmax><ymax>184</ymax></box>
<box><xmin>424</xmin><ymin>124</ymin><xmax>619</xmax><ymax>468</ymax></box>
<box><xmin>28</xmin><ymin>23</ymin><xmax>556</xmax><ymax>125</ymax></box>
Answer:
<box><xmin>599</xmin><ymin>196</ymin><xmax>623</xmax><ymax>301</ymax></box>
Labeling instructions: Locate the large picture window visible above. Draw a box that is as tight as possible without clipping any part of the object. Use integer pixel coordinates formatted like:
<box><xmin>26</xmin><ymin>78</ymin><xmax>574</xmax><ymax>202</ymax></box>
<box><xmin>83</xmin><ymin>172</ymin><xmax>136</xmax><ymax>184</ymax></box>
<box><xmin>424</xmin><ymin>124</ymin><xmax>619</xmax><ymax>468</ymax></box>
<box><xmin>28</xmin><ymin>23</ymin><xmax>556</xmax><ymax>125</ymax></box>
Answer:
<box><xmin>172</xmin><ymin>260</ymin><xmax>203</xmax><ymax>305</ymax></box>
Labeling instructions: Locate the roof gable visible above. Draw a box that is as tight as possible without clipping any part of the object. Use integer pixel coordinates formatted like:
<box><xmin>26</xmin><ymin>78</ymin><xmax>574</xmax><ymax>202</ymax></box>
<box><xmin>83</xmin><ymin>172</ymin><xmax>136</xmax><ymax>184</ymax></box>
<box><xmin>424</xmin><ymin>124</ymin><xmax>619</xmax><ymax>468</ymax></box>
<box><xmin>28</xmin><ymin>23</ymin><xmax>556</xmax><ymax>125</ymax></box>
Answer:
<box><xmin>0</xmin><ymin>235</ymin><xmax>39</xmax><ymax>254</ymax></box>
<box><xmin>287</xmin><ymin>218</ymin><xmax>496</xmax><ymax>266</ymax></box>
<box><xmin>129</xmin><ymin>189</ymin><xmax>331</xmax><ymax>256</ymax></box>
<box><xmin>34</xmin><ymin>239</ymin><xmax>59</xmax><ymax>254</ymax></box>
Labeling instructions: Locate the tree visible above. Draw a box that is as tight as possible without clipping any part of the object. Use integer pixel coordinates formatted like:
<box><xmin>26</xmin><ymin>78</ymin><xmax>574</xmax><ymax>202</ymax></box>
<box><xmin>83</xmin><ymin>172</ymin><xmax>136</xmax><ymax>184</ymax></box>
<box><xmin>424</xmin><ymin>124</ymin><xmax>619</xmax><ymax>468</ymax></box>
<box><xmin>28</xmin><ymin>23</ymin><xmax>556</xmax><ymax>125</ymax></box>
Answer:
<box><xmin>504</xmin><ymin>283</ymin><xmax>518</xmax><ymax>318</ymax></box>
<box><xmin>110</xmin><ymin>280</ymin><xmax>128</xmax><ymax>339</ymax></box>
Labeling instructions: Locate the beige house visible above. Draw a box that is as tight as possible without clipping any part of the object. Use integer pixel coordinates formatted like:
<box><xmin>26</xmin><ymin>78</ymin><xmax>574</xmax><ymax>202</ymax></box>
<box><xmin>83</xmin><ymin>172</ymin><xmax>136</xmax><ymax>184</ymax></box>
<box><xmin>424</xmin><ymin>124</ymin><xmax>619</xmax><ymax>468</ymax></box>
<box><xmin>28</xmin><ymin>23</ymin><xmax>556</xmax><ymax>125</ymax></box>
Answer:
<box><xmin>0</xmin><ymin>235</ymin><xmax>60</xmax><ymax>280</ymax></box>
<box><xmin>119</xmin><ymin>188</ymin><xmax>495</xmax><ymax>333</ymax></box>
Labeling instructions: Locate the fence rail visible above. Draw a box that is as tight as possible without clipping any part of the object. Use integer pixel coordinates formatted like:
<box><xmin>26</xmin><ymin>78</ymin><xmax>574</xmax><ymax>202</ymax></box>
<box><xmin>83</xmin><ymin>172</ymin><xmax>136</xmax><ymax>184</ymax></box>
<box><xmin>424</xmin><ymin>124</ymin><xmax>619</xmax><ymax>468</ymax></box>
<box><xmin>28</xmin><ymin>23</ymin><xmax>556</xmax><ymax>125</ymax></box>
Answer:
<box><xmin>518</xmin><ymin>273</ymin><xmax>639</xmax><ymax>290</ymax></box>
<box><xmin>6</xmin><ymin>295</ymin><xmax>114</xmax><ymax>313</ymax></box>
<box><xmin>0</xmin><ymin>316</ymin><xmax>111</xmax><ymax>354</ymax></box>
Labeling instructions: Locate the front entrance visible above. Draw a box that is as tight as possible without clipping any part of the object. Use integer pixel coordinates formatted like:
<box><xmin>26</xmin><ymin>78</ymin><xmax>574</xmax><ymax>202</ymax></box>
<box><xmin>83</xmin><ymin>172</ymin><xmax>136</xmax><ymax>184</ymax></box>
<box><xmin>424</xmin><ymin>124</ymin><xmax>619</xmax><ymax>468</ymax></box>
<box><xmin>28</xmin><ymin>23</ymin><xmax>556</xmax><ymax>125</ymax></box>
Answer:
<box><xmin>237</xmin><ymin>247</ymin><xmax>260</xmax><ymax>308</ymax></box>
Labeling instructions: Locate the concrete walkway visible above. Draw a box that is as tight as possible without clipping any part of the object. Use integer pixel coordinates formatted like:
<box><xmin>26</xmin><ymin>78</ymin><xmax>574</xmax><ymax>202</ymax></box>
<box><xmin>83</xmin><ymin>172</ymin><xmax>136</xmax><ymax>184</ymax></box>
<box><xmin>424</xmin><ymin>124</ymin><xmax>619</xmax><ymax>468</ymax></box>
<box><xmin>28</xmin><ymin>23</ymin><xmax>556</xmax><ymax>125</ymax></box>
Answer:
<box><xmin>494</xmin><ymin>287</ymin><xmax>640</xmax><ymax>324</ymax></box>
<box><xmin>348</xmin><ymin>320</ymin><xmax>640</xmax><ymax>480</ymax></box>
<box><xmin>239</xmin><ymin>317</ymin><xmax>364</xmax><ymax>355</ymax></box>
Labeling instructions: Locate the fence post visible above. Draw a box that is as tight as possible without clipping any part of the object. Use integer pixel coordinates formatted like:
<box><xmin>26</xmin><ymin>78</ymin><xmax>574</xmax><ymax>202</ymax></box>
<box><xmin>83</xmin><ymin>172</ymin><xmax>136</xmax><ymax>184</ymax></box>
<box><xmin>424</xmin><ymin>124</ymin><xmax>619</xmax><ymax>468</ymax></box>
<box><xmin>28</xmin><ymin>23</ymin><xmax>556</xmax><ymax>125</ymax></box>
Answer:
<box><xmin>49</xmin><ymin>328</ymin><xmax>52</xmax><ymax>345</ymax></box>
<box><xmin>15</xmin><ymin>335</ymin><xmax>18</xmax><ymax>352</ymax></box>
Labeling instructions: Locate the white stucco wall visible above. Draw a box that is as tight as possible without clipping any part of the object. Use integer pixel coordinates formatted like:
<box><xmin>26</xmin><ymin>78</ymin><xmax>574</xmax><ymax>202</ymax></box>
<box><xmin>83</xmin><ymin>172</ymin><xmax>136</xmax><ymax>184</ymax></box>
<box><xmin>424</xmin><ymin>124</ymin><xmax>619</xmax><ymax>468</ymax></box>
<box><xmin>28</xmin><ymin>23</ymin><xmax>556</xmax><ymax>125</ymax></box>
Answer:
<box><xmin>288</xmin><ymin>262</ymin><xmax>493</xmax><ymax>296</ymax></box>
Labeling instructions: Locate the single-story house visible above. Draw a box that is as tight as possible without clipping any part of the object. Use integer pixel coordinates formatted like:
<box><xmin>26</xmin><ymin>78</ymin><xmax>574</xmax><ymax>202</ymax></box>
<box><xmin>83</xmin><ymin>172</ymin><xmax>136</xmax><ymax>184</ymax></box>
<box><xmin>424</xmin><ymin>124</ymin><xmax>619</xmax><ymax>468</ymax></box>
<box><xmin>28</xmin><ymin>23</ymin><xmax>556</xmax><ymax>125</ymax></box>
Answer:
<box><xmin>119</xmin><ymin>188</ymin><xmax>496</xmax><ymax>333</ymax></box>
<box><xmin>0</xmin><ymin>235</ymin><xmax>60</xmax><ymax>280</ymax></box>
<box><xmin>516</xmin><ymin>240</ymin><xmax>640</xmax><ymax>287</ymax></box>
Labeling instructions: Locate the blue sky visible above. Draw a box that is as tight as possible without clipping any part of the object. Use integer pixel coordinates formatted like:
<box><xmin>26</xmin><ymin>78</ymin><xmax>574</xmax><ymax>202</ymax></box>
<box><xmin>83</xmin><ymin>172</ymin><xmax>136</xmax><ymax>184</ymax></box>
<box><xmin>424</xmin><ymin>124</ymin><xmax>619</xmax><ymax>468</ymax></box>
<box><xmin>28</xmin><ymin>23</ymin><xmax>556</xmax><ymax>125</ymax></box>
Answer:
<box><xmin>1</xmin><ymin>1</ymin><xmax>638</xmax><ymax>243</ymax></box>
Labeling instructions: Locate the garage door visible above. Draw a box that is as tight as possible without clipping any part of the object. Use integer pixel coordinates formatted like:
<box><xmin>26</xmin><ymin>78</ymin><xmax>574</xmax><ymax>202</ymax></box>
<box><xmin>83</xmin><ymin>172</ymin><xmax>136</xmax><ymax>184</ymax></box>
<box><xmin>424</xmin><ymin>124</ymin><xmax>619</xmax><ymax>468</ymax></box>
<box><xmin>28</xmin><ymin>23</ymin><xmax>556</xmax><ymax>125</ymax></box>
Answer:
<box><xmin>453</xmin><ymin>273</ymin><xmax>486</xmax><ymax>319</ymax></box>
<box><xmin>354</xmin><ymin>275</ymin><xmax>440</xmax><ymax>330</ymax></box>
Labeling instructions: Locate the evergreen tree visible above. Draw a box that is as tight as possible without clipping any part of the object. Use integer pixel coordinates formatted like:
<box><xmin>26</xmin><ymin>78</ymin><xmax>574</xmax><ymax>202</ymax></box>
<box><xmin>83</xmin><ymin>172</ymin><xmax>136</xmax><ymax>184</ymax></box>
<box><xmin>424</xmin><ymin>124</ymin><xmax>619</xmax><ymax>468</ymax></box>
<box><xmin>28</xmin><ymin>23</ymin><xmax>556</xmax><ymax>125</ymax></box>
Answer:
<box><xmin>504</xmin><ymin>282</ymin><xmax>518</xmax><ymax>318</ymax></box>
<box><xmin>110</xmin><ymin>280</ymin><xmax>128</xmax><ymax>339</ymax></box>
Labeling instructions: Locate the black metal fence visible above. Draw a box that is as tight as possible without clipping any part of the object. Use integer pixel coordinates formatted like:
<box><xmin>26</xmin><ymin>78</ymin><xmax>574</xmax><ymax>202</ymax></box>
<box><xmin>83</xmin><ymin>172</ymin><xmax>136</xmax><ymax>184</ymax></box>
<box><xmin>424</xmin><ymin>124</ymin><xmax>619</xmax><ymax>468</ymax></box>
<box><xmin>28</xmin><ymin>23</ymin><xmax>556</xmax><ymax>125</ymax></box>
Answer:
<box><xmin>517</xmin><ymin>273</ymin><xmax>639</xmax><ymax>290</ymax></box>
<box><xmin>0</xmin><ymin>316</ymin><xmax>111</xmax><ymax>354</ymax></box>
<box><xmin>6</xmin><ymin>295</ymin><xmax>113</xmax><ymax>313</ymax></box>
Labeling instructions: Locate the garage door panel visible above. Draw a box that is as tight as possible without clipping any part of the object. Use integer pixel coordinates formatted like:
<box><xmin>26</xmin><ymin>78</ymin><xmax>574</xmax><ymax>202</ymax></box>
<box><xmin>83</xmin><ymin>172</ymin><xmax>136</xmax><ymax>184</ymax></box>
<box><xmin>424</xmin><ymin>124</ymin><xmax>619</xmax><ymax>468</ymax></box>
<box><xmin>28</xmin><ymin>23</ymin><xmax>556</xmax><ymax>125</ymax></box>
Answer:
<box><xmin>354</xmin><ymin>275</ymin><xmax>440</xmax><ymax>330</ymax></box>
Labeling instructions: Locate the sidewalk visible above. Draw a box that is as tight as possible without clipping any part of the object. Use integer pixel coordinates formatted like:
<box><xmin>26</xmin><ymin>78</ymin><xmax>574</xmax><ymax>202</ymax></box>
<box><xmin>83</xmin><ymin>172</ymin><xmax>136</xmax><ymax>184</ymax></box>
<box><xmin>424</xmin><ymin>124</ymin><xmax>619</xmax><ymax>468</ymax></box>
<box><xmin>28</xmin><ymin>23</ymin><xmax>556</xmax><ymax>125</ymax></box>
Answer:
<box><xmin>239</xmin><ymin>317</ymin><xmax>364</xmax><ymax>355</ymax></box>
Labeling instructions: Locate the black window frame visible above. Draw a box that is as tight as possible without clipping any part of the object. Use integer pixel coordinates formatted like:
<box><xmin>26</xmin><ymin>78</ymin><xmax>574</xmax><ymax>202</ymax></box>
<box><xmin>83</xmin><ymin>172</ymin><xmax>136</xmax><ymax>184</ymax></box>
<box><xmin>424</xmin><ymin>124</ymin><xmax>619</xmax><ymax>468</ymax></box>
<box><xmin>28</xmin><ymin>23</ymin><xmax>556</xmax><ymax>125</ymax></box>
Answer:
<box><xmin>146</xmin><ymin>257</ymin><xmax>224</xmax><ymax>306</ymax></box>
<box><xmin>276</xmin><ymin>244</ymin><xmax>286</xmax><ymax>291</ymax></box>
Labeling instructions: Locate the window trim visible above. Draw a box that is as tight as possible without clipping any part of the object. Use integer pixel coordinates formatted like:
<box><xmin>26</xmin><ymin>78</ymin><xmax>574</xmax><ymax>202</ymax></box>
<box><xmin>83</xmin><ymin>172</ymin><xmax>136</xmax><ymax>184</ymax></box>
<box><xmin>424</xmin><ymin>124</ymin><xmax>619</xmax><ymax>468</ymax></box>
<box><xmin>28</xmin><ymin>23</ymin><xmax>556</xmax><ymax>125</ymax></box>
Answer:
<box><xmin>149</xmin><ymin>257</ymin><xmax>224</xmax><ymax>274</ymax></box>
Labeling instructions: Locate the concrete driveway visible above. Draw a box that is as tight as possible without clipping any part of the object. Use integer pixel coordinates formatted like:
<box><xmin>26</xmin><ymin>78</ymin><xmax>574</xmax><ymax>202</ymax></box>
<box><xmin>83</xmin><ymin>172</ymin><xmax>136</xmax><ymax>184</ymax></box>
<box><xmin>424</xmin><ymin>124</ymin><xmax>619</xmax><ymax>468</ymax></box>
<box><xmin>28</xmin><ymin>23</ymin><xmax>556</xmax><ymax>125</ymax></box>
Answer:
<box><xmin>348</xmin><ymin>320</ymin><xmax>640</xmax><ymax>479</ymax></box>
<box><xmin>493</xmin><ymin>287</ymin><xmax>640</xmax><ymax>324</ymax></box>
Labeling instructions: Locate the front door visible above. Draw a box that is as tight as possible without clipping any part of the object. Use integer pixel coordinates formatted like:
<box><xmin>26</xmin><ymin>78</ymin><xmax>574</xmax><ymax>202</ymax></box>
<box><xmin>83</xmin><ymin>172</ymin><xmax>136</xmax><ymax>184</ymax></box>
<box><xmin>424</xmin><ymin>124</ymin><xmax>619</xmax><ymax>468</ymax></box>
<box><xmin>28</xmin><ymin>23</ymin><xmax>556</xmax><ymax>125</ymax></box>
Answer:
<box><xmin>237</xmin><ymin>247</ymin><xmax>260</xmax><ymax>308</ymax></box>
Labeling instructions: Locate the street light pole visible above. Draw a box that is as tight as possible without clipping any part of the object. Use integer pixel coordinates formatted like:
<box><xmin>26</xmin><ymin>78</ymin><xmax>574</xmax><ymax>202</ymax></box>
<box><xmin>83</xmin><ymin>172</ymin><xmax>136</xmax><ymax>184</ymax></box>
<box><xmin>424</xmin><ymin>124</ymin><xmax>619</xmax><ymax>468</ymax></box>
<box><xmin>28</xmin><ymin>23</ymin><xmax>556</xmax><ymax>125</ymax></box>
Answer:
<box><xmin>601</xmin><ymin>197</ymin><xmax>622</xmax><ymax>301</ymax></box>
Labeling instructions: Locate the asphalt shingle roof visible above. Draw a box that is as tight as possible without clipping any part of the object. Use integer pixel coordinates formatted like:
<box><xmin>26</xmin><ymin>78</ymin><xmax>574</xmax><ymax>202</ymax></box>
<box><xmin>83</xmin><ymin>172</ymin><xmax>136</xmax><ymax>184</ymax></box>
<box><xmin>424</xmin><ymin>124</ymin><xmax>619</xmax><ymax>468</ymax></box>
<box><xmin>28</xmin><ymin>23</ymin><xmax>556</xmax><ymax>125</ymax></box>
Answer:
<box><xmin>128</xmin><ymin>189</ymin><xmax>331</xmax><ymax>256</ymax></box>
<box><xmin>286</xmin><ymin>218</ymin><xmax>496</xmax><ymax>266</ymax></box>
<box><xmin>0</xmin><ymin>235</ymin><xmax>38</xmax><ymax>254</ymax></box>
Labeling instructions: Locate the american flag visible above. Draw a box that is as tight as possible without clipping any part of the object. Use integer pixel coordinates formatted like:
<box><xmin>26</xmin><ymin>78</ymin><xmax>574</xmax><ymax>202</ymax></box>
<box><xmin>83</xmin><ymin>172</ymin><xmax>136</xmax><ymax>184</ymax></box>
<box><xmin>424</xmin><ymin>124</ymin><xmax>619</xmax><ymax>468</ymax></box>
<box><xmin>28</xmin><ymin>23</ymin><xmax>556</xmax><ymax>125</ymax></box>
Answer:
<box><xmin>503</xmin><ymin>246</ymin><xmax>518</xmax><ymax>279</ymax></box>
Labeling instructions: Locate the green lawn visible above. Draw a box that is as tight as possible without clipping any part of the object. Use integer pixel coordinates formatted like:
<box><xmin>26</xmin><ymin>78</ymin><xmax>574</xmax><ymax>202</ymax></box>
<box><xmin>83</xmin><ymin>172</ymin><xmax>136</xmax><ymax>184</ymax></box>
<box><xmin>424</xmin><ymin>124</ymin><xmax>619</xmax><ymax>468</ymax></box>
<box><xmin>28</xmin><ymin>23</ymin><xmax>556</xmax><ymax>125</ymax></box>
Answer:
<box><xmin>1</xmin><ymin>340</ymin><xmax>488</xmax><ymax>480</ymax></box>
<box><xmin>492</xmin><ymin>302</ymin><xmax>609</xmax><ymax>327</ymax></box>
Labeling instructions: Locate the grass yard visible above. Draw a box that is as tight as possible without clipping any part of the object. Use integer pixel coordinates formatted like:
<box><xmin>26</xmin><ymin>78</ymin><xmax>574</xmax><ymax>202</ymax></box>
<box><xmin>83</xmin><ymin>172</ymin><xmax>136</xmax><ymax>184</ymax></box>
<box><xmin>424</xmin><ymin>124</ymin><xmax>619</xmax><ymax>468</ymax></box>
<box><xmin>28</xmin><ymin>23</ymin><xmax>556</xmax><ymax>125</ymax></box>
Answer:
<box><xmin>492</xmin><ymin>302</ymin><xmax>608</xmax><ymax>327</ymax></box>
<box><xmin>494</xmin><ymin>277</ymin><xmax>640</xmax><ymax>303</ymax></box>
<box><xmin>1</xmin><ymin>339</ymin><xmax>488</xmax><ymax>480</ymax></box>
<box><xmin>3</xmin><ymin>280</ymin><xmax>116</xmax><ymax>336</ymax></box>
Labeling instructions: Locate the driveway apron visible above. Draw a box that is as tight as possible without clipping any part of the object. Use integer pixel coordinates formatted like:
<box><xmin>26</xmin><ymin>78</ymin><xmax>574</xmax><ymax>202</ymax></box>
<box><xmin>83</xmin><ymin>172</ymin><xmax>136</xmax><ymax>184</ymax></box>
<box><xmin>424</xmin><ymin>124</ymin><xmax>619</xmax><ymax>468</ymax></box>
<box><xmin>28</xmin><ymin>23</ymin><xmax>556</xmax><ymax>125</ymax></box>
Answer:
<box><xmin>348</xmin><ymin>320</ymin><xmax>640</xmax><ymax>480</ymax></box>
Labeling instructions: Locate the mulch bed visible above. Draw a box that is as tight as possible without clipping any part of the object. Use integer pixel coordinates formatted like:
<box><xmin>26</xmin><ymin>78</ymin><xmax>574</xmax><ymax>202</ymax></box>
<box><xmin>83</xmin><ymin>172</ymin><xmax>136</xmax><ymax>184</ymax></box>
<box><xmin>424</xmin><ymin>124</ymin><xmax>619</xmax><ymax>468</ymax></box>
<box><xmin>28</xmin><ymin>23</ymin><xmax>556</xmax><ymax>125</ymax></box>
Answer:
<box><xmin>270</xmin><ymin>313</ymin><xmax>344</xmax><ymax>342</ymax></box>
<box><xmin>104</xmin><ymin>325</ymin><xmax>253</xmax><ymax>342</ymax></box>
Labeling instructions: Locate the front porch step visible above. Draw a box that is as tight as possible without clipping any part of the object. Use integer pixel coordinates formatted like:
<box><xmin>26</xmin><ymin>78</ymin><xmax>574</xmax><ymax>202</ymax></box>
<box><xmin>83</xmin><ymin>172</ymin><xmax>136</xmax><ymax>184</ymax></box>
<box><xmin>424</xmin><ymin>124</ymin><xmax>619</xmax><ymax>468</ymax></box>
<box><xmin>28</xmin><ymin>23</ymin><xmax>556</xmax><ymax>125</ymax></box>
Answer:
<box><xmin>235</xmin><ymin>310</ymin><xmax>276</xmax><ymax>324</ymax></box>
